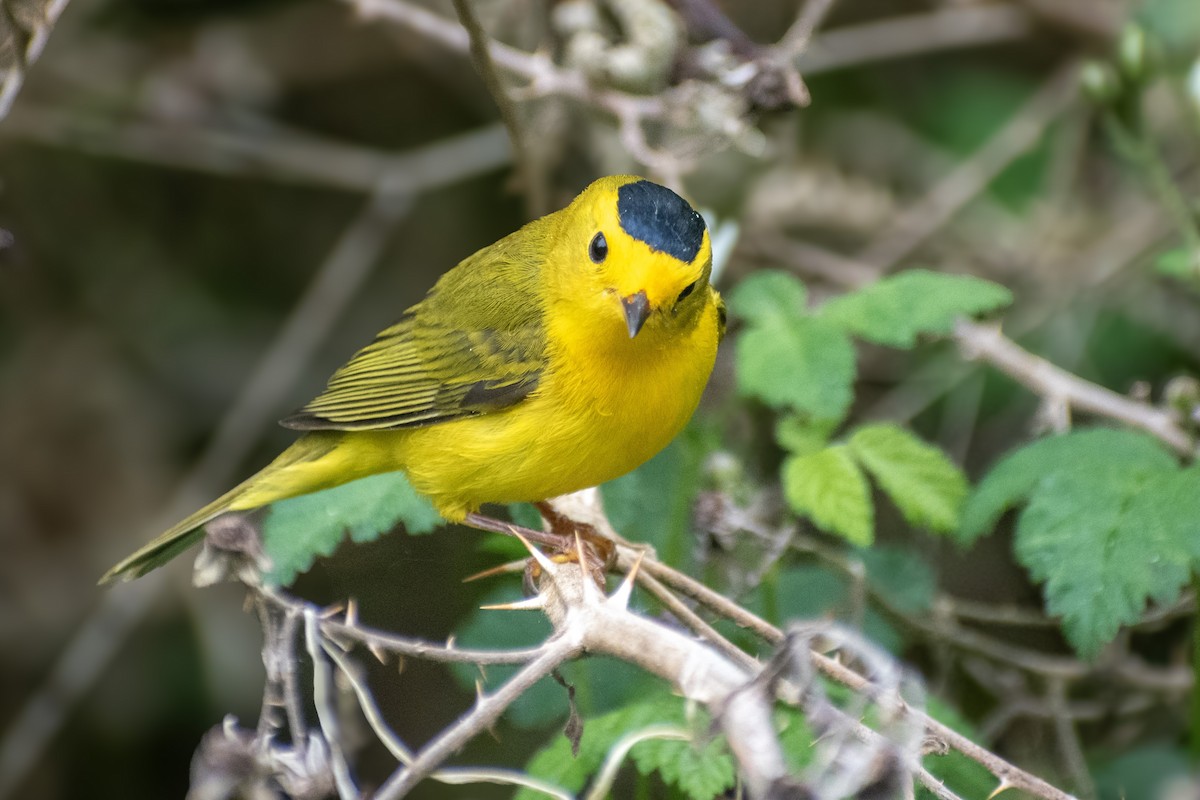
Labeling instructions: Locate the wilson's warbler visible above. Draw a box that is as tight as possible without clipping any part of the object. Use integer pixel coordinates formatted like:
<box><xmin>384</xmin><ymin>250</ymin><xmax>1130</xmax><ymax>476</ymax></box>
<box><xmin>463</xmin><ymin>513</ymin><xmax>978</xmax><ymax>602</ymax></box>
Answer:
<box><xmin>101</xmin><ymin>175</ymin><xmax>724</xmax><ymax>583</ymax></box>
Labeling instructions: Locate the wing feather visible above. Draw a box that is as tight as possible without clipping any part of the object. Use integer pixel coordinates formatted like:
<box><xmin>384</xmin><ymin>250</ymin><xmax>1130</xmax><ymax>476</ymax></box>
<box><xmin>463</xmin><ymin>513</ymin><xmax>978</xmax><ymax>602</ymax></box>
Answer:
<box><xmin>281</xmin><ymin>223</ymin><xmax>551</xmax><ymax>431</ymax></box>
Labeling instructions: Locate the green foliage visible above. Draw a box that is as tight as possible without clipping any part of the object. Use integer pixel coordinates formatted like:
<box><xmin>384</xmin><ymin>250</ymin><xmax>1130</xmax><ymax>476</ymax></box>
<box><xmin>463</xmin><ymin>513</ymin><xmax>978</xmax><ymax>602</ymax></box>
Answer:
<box><xmin>516</xmin><ymin>690</ymin><xmax>737</xmax><ymax>800</ymax></box>
<box><xmin>602</xmin><ymin>430</ymin><xmax>711</xmax><ymax>567</ymax></box>
<box><xmin>631</xmin><ymin>731</ymin><xmax>735</xmax><ymax>800</ymax></box>
<box><xmin>736</xmin><ymin>314</ymin><xmax>856</xmax><ymax>421</ymax></box>
<box><xmin>775</xmin><ymin>414</ymin><xmax>838</xmax><ymax>456</ymax></box>
<box><xmin>453</xmin><ymin>592</ymin><xmax>659</xmax><ymax>729</ymax></box>
<box><xmin>1093</xmin><ymin>743</ymin><xmax>1193</xmax><ymax>800</ymax></box>
<box><xmin>860</xmin><ymin>546</ymin><xmax>936</xmax><ymax>615</ymax></box>
<box><xmin>958</xmin><ymin>428</ymin><xmax>1175</xmax><ymax>544</ymax></box>
<box><xmin>1137</xmin><ymin>0</ymin><xmax>1200</xmax><ymax>60</ymax></box>
<box><xmin>848</xmin><ymin>423</ymin><xmax>968</xmax><ymax>534</ymax></box>
<box><xmin>779</xmin><ymin>423</ymin><xmax>968</xmax><ymax>546</ymax></box>
<box><xmin>820</xmin><ymin>270</ymin><xmax>1012</xmax><ymax>349</ymax></box>
<box><xmin>919</xmin><ymin>698</ymin><xmax>999</xmax><ymax>799</ymax></box>
<box><xmin>261</xmin><ymin>471</ymin><xmax>441</xmax><ymax>585</ymax></box>
<box><xmin>960</xmin><ymin>428</ymin><xmax>1200</xmax><ymax>657</ymax></box>
<box><xmin>728</xmin><ymin>269</ymin><xmax>808</xmax><ymax>325</ymax></box>
<box><xmin>783</xmin><ymin>445</ymin><xmax>872</xmax><ymax>546</ymax></box>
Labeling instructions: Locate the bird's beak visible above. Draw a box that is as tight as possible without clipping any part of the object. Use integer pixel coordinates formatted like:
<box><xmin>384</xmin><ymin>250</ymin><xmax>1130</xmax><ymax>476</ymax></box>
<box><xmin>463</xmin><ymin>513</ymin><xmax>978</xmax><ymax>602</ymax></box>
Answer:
<box><xmin>621</xmin><ymin>291</ymin><xmax>650</xmax><ymax>338</ymax></box>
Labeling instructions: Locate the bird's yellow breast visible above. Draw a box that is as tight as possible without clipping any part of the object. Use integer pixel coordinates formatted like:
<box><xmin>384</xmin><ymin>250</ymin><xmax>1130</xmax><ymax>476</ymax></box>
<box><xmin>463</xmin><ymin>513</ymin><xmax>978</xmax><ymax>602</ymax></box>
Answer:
<box><xmin>390</xmin><ymin>288</ymin><xmax>722</xmax><ymax>520</ymax></box>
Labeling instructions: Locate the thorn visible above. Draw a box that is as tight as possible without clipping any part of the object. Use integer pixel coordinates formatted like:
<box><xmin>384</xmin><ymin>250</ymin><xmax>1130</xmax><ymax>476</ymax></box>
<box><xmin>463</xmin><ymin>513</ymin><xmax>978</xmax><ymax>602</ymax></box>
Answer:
<box><xmin>445</xmin><ymin>633</ymin><xmax>456</xmax><ymax>649</ymax></box>
<box><xmin>575</xmin><ymin>533</ymin><xmax>602</xmax><ymax>603</ymax></box>
<box><xmin>463</xmin><ymin>559</ymin><xmax>526</xmax><ymax>582</ymax></box>
<box><xmin>320</xmin><ymin>601</ymin><xmax>346</xmax><ymax>620</ymax></box>
<box><xmin>481</xmin><ymin>595</ymin><xmax>548</xmax><ymax>611</ymax></box>
<box><xmin>396</xmin><ymin>655</ymin><xmax>406</xmax><ymax>676</ymax></box>
<box><xmin>608</xmin><ymin>549</ymin><xmax>645</xmax><ymax>610</ymax></box>
<box><xmin>511</xmin><ymin>530</ymin><xmax>558</xmax><ymax>576</ymax></box>
<box><xmin>344</xmin><ymin>597</ymin><xmax>358</xmax><ymax>628</ymax></box>
<box><xmin>368</xmin><ymin>642</ymin><xmax>387</xmax><ymax>664</ymax></box>
<box><xmin>987</xmin><ymin>779</ymin><xmax>1014</xmax><ymax>799</ymax></box>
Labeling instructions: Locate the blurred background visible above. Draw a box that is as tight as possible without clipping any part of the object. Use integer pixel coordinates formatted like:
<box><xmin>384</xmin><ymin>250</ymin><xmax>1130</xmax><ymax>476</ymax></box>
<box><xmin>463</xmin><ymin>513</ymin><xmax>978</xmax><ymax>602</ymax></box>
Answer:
<box><xmin>1</xmin><ymin>0</ymin><xmax>1199</xmax><ymax>798</ymax></box>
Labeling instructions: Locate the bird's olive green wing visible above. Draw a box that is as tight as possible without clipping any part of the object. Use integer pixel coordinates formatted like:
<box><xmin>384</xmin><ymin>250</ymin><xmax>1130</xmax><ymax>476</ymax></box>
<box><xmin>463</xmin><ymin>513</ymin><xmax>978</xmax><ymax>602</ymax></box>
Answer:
<box><xmin>282</xmin><ymin>233</ymin><xmax>548</xmax><ymax>431</ymax></box>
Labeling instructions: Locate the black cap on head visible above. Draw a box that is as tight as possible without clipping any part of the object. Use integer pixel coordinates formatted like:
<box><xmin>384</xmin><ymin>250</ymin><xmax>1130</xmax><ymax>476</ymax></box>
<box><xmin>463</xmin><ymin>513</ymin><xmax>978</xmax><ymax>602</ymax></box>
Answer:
<box><xmin>616</xmin><ymin>180</ymin><xmax>706</xmax><ymax>263</ymax></box>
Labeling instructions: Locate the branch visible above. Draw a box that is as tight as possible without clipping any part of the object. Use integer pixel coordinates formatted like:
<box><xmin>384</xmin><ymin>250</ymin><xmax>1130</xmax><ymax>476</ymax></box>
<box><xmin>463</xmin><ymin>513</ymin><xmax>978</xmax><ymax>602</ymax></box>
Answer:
<box><xmin>0</xmin><ymin>0</ymin><xmax>70</xmax><ymax>120</ymax></box>
<box><xmin>0</xmin><ymin>126</ymin><xmax>509</xmax><ymax>800</ymax></box>
<box><xmin>372</xmin><ymin>635</ymin><xmax>580</xmax><ymax>799</ymax></box>
<box><xmin>954</xmin><ymin>319</ymin><xmax>1194</xmax><ymax>456</ymax></box>
<box><xmin>796</xmin><ymin>5</ymin><xmax>1035</xmax><ymax>75</ymax></box>
<box><xmin>856</xmin><ymin>59</ymin><xmax>1080</xmax><ymax>270</ymax></box>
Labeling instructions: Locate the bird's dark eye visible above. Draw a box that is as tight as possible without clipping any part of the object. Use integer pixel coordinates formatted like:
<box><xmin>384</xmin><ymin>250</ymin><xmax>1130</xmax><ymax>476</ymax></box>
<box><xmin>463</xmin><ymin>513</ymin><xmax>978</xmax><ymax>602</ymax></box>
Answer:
<box><xmin>589</xmin><ymin>232</ymin><xmax>608</xmax><ymax>263</ymax></box>
<box><xmin>676</xmin><ymin>280</ymin><xmax>697</xmax><ymax>304</ymax></box>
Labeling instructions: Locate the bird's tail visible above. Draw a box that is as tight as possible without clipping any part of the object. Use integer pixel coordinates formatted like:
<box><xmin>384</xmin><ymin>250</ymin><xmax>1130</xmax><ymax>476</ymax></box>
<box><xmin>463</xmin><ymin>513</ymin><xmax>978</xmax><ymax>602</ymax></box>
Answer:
<box><xmin>99</xmin><ymin>434</ymin><xmax>341</xmax><ymax>584</ymax></box>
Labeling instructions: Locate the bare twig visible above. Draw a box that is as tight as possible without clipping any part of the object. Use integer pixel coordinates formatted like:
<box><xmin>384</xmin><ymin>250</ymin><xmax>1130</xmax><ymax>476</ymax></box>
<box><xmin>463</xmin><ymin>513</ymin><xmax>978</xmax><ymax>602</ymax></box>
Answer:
<box><xmin>857</xmin><ymin>60</ymin><xmax>1080</xmax><ymax>270</ymax></box>
<box><xmin>796</xmin><ymin>5</ymin><xmax>1035</xmax><ymax>75</ymax></box>
<box><xmin>305</xmin><ymin>611</ymin><xmax>359</xmax><ymax>800</ymax></box>
<box><xmin>0</xmin><ymin>129</ymin><xmax>507</xmax><ymax>800</ymax></box>
<box><xmin>372</xmin><ymin>635</ymin><xmax>580</xmax><ymax>799</ymax></box>
<box><xmin>0</xmin><ymin>110</ymin><xmax>511</xmax><ymax>191</ymax></box>
<box><xmin>0</xmin><ymin>0</ymin><xmax>70</xmax><ymax>120</ymax></box>
<box><xmin>954</xmin><ymin>319</ymin><xmax>1194</xmax><ymax>456</ymax></box>
<box><xmin>450</xmin><ymin>0</ymin><xmax>544</xmax><ymax>216</ymax></box>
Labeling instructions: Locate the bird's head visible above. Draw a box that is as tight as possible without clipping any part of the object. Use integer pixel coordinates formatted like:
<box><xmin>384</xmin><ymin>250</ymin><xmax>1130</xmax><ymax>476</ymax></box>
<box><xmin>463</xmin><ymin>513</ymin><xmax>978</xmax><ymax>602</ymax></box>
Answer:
<box><xmin>553</xmin><ymin>175</ymin><xmax>713</xmax><ymax>339</ymax></box>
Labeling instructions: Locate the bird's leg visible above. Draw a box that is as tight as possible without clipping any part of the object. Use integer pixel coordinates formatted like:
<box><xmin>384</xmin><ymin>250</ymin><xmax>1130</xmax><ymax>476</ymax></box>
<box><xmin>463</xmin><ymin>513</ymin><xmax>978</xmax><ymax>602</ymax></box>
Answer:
<box><xmin>463</xmin><ymin>512</ymin><xmax>563</xmax><ymax>549</ymax></box>
<box><xmin>533</xmin><ymin>501</ymin><xmax>616</xmax><ymax>578</ymax></box>
<box><xmin>461</xmin><ymin>509</ymin><xmax>612</xmax><ymax>587</ymax></box>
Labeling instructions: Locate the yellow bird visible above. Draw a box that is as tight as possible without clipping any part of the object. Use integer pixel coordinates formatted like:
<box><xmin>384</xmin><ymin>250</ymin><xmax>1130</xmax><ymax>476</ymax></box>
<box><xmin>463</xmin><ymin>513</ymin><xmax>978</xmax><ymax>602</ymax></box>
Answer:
<box><xmin>101</xmin><ymin>175</ymin><xmax>724</xmax><ymax>583</ymax></box>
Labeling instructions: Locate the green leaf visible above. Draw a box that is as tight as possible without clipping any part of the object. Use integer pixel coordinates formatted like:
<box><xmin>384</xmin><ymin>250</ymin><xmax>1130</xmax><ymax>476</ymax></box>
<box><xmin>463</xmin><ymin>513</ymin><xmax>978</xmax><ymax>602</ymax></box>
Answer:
<box><xmin>517</xmin><ymin>691</ymin><xmax>690</xmax><ymax>800</ymax></box>
<box><xmin>775</xmin><ymin>707</ymin><xmax>815</xmax><ymax>773</ymax></box>
<box><xmin>632</xmin><ymin>733</ymin><xmax>735</xmax><ymax>800</ymax></box>
<box><xmin>958</xmin><ymin>428</ymin><xmax>1176</xmax><ymax>544</ymax></box>
<box><xmin>736</xmin><ymin>315</ymin><xmax>856</xmax><ymax>421</ymax></box>
<box><xmin>1154</xmin><ymin>247</ymin><xmax>1199</xmax><ymax>279</ymax></box>
<box><xmin>920</xmin><ymin>697</ymin><xmax>996</xmax><ymax>799</ymax></box>
<box><xmin>861</xmin><ymin>546</ymin><xmax>936</xmax><ymax>615</ymax></box>
<box><xmin>820</xmin><ymin>270</ymin><xmax>1012</xmax><ymax>349</ymax></box>
<box><xmin>602</xmin><ymin>431</ymin><xmax>709</xmax><ymax>568</ymax></box>
<box><xmin>262</xmin><ymin>471</ymin><xmax>441</xmax><ymax>585</ymax></box>
<box><xmin>1015</xmin><ymin>464</ymin><xmax>1189</xmax><ymax>658</ymax></box>
<box><xmin>1093</xmin><ymin>743</ymin><xmax>1192</xmax><ymax>800</ymax></box>
<box><xmin>454</xmin><ymin>593</ymin><xmax>657</xmax><ymax>729</ymax></box>
<box><xmin>775</xmin><ymin>414</ymin><xmax>839</xmax><ymax>456</ymax></box>
<box><xmin>783</xmin><ymin>445</ymin><xmax>873</xmax><ymax>546</ymax></box>
<box><xmin>727</xmin><ymin>270</ymin><xmax>807</xmax><ymax>326</ymax></box>
<box><xmin>848</xmin><ymin>423</ymin><xmax>968</xmax><ymax>534</ymax></box>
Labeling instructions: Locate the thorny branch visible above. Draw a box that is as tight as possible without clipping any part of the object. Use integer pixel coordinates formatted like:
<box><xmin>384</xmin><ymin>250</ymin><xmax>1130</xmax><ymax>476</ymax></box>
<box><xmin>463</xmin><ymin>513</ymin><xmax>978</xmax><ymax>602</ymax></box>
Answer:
<box><xmin>204</xmin><ymin>485</ymin><xmax>1077</xmax><ymax>800</ymax></box>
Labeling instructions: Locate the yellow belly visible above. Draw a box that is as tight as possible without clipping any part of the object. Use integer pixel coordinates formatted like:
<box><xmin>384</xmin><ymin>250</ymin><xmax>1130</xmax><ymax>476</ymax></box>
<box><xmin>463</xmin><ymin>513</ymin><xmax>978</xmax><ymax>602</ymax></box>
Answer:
<box><xmin>394</xmin><ymin>295</ymin><xmax>721</xmax><ymax>520</ymax></box>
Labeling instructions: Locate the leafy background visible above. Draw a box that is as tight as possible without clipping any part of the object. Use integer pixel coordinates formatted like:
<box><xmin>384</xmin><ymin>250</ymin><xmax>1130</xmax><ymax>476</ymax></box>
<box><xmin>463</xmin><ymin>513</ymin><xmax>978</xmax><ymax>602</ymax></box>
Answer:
<box><xmin>4</xmin><ymin>0</ymin><xmax>1200</xmax><ymax>798</ymax></box>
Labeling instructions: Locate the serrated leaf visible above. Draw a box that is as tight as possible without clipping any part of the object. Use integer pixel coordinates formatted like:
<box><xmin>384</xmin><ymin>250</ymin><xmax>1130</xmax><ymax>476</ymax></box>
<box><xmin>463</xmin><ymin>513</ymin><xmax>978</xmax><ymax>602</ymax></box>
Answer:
<box><xmin>517</xmin><ymin>691</ymin><xmax>688</xmax><ymax>800</ymax></box>
<box><xmin>958</xmin><ymin>428</ymin><xmax>1176</xmax><ymax>545</ymax></box>
<box><xmin>820</xmin><ymin>270</ymin><xmax>1012</xmax><ymax>349</ymax></box>
<box><xmin>727</xmin><ymin>270</ymin><xmax>808</xmax><ymax>326</ymax></box>
<box><xmin>783</xmin><ymin>445</ymin><xmax>873</xmax><ymax>546</ymax></box>
<box><xmin>736</xmin><ymin>315</ymin><xmax>855</xmax><ymax>421</ymax></box>
<box><xmin>1015</xmin><ymin>465</ymin><xmax>1189</xmax><ymax>658</ymax></box>
<box><xmin>632</xmin><ymin>733</ymin><xmax>735</xmax><ymax>800</ymax></box>
<box><xmin>849</xmin><ymin>423</ymin><xmax>968</xmax><ymax>534</ymax></box>
<box><xmin>261</xmin><ymin>471</ymin><xmax>441</xmax><ymax>585</ymax></box>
